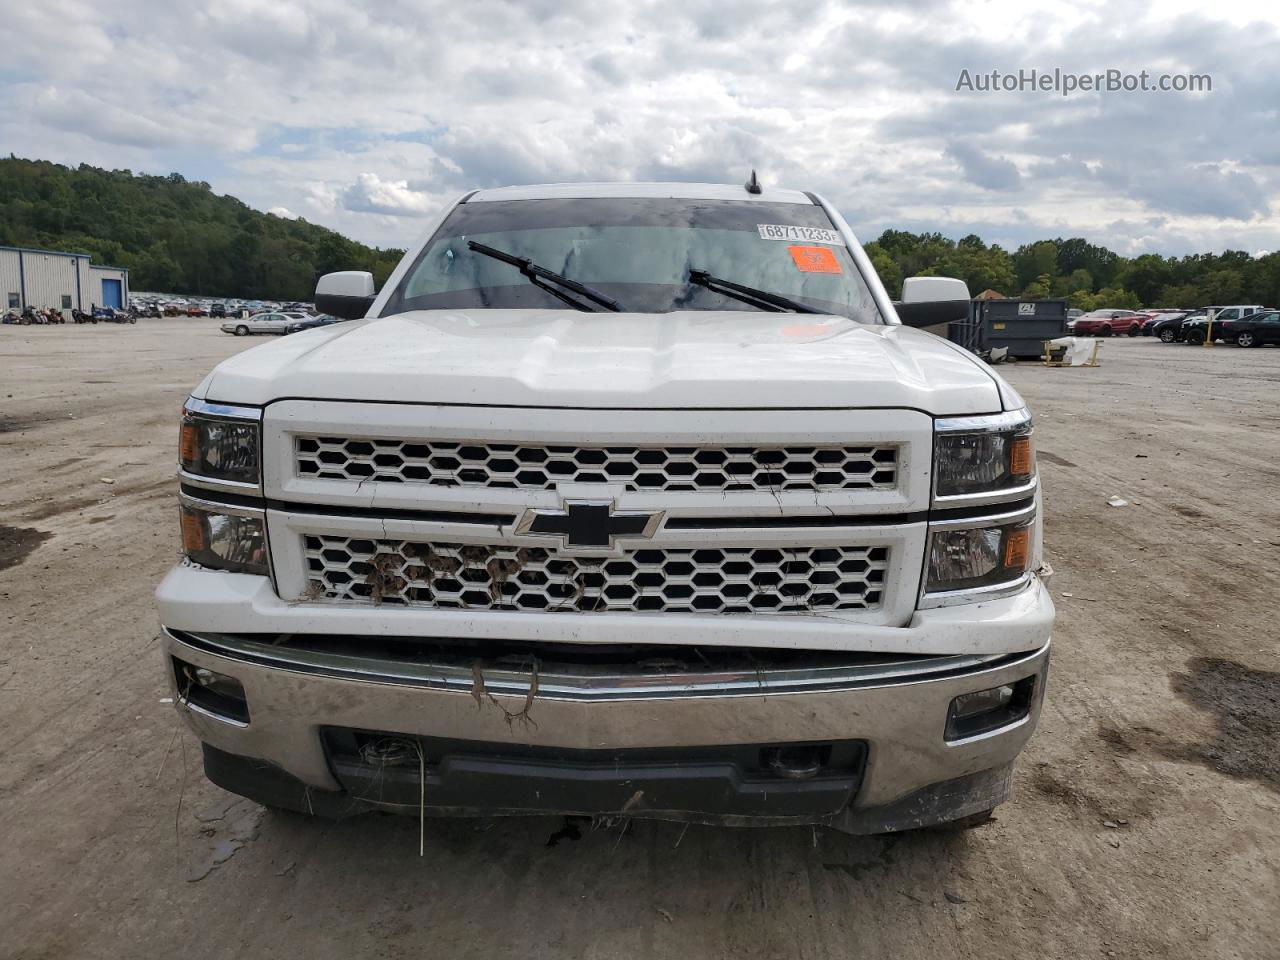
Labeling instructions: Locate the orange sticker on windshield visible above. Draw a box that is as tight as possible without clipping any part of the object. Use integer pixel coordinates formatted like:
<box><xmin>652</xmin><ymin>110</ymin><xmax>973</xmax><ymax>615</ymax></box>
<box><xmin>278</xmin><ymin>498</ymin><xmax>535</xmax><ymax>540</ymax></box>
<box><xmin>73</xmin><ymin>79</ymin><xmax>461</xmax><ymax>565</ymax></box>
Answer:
<box><xmin>788</xmin><ymin>245</ymin><xmax>841</xmax><ymax>274</ymax></box>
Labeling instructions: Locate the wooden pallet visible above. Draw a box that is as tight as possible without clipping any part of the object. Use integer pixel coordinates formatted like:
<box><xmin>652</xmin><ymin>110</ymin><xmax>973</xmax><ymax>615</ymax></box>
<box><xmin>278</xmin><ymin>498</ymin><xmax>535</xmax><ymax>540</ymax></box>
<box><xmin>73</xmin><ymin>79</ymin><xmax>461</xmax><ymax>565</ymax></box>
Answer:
<box><xmin>1042</xmin><ymin>339</ymin><xmax>1101</xmax><ymax>367</ymax></box>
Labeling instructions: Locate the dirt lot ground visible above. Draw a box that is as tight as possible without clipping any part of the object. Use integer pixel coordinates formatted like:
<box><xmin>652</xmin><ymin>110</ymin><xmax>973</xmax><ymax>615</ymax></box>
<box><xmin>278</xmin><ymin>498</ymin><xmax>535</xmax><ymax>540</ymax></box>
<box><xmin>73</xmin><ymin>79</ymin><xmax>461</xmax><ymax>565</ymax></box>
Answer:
<box><xmin>2</xmin><ymin>319</ymin><xmax>1277</xmax><ymax>959</ymax></box>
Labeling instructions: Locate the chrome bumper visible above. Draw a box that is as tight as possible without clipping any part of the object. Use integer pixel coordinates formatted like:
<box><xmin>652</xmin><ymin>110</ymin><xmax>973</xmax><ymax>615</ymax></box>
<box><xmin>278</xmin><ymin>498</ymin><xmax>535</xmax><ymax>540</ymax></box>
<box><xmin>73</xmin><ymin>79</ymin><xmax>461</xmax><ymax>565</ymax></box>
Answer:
<box><xmin>161</xmin><ymin>627</ymin><xmax>1050</xmax><ymax>827</ymax></box>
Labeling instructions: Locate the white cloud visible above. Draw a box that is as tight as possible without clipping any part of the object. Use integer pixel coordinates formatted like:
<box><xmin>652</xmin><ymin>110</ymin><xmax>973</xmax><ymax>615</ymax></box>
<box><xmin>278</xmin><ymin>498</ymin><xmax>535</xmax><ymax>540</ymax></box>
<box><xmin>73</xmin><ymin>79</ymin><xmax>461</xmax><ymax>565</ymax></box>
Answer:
<box><xmin>341</xmin><ymin>173</ymin><xmax>436</xmax><ymax>216</ymax></box>
<box><xmin>0</xmin><ymin>0</ymin><xmax>1277</xmax><ymax>256</ymax></box>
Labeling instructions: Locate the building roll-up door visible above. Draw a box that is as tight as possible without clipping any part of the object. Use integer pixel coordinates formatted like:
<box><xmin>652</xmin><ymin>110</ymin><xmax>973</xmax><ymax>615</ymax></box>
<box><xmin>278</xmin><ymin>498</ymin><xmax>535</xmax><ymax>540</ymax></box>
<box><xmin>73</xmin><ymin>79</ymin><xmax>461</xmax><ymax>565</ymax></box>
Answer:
<box><xmin>101</xmin><ymin>278</ymin><xmax>122</xmax><ymax>309</ymax></box>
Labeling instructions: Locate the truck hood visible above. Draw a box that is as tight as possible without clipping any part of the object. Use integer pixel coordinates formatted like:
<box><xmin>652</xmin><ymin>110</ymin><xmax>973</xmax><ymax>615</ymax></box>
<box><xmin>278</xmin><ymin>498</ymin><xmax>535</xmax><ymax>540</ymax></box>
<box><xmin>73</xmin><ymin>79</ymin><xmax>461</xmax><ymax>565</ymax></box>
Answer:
<box><xmin>198</xmin><ymin>309</ymin><xmax>1005</xmax><ymax>414</ymax></box>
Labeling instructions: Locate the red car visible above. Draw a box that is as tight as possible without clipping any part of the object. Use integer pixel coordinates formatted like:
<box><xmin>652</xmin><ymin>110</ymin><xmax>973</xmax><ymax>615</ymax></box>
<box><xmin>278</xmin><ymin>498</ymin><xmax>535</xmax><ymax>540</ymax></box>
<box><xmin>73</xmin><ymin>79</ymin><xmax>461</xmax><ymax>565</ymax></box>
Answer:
<box><xmin>1072</xmin><ymin>309</ymin><xmax>1145</xmax><ymax>336</ymax></box>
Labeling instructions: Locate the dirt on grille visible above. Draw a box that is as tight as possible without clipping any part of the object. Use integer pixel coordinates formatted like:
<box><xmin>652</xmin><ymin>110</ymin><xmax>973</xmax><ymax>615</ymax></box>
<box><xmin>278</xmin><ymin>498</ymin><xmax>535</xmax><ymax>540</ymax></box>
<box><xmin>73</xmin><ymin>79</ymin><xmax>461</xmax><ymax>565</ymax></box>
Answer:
<box><xmin>2</xmin><ymin>324</ymin><xmax>1280</xmax><ymax>960</ymax></box>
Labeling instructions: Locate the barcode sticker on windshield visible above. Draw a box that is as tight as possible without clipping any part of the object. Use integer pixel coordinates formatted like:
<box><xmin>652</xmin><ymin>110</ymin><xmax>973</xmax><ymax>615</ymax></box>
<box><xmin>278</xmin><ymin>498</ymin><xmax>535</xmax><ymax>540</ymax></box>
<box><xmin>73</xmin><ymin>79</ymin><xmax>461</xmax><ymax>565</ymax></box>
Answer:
<box><xmin>758</xmin><ymin>224</ymin><xmax>844</xmax><ymax>245</ymax></box>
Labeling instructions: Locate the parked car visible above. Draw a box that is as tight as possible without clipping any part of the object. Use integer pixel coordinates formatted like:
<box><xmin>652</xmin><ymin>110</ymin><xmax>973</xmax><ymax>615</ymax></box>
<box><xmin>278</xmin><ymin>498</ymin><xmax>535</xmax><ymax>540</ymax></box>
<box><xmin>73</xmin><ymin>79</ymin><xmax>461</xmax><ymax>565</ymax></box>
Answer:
<box><xmin>1137</xmin><ymin>310</ymin><xmax>1183</xmax><ymax>335</ymax></box>
<box><xmin>161</xmin><ymin>179</ymin><xmax>1053</xmax><ymax>834</ymax></box>
<box><xmin>221</xmin><ymin>311</ymin><xmax>293</xmax><ymax>336</ymax></box>
<box><xmin>1151</xmin><ymin>312</ymin><xmax>1198</xmax><ymax>342</ymax></box>
<box><xmin>1178</xmin><ymin>307</ymin><xmax>1260</xmax><ymax>344</ymax></box>
<box><xmin>1125</xmin><ymin>312</ymin><xmax>1156</xmax><ymax>336</ymax></box>
<box><xmin>1225</xmin><ymin>310</ymin><xmax>1280</xmax><ymax>347</ymax></box>
<box><xmin>210</xmin><ymin>303</ymin><xmax>227</xmax><ymax>318</ymax></box>
<box><xmin>1072</xmin><ymin>309</ymin><xmax>1143</xmax><ymax>336</ymax></box>
<box><xmin>284</xmin><ymin>314</ymin><xmax>343</xmax><ymax>334</ymax></box>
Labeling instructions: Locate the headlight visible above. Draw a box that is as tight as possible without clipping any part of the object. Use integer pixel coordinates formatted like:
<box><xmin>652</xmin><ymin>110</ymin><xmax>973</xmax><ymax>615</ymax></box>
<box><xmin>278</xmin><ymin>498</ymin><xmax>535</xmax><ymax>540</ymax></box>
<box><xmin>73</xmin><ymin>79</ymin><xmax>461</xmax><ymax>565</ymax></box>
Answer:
<box><xmin>180</xmin><ymin>498</ymin><xmax>268</xmax><ymax>575</ymax></box>
<box><xmin>923</xmin><ymin>507</ymin><xmax>1034</xmax><ymax>603</ymax></box>
<box><xmin>179</xmin><ymin>400</ymin><xmax>261</xmax><ymax>487</ymax></box>
<box><xmin>934</xmin><ymin>411</ymin><xmax>1034</xmax><ymax>501</ymax></box>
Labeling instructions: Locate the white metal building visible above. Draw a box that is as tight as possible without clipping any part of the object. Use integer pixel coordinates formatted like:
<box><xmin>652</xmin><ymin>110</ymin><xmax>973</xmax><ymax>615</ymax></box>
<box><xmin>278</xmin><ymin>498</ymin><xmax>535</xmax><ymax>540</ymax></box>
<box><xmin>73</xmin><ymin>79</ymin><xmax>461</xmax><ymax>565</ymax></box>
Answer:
<box><xmin>1</xmin><ymin>245</ymin><xmax>130</xmax><ymax>317</ymax></box>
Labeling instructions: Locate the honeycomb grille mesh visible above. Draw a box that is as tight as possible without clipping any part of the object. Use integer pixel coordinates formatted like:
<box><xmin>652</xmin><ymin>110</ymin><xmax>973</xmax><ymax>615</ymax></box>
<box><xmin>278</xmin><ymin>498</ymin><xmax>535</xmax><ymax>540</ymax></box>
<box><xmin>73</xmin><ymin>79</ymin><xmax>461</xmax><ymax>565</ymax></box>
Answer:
<box><xmin>303</xmin><ymin>536</ymin><xmax>889</xmax><ymax>614</ymax></box>
<box><xmin>295</xmin><ymin>437</ymin><xmax>898</xmax><ymax>493</ymax></box>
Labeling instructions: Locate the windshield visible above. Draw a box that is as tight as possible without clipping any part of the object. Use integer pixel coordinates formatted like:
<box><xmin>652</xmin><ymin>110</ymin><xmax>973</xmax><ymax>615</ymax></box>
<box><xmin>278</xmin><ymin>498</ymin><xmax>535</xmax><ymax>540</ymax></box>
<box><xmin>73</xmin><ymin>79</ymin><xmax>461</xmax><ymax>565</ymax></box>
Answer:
<box><xmin>380</xmin><ymin>197</ymin><xmax>884</xmax><ymax>322</ymax></box>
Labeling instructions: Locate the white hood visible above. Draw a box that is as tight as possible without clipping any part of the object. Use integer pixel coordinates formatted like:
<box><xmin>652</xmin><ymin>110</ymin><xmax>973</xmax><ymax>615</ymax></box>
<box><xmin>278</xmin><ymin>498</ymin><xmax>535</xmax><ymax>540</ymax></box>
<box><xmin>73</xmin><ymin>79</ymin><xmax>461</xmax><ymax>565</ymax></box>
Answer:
<box><xmin>198</xmin><ymin>309</ymin><xmax>1006</xmax><ymax>414</ymax></box>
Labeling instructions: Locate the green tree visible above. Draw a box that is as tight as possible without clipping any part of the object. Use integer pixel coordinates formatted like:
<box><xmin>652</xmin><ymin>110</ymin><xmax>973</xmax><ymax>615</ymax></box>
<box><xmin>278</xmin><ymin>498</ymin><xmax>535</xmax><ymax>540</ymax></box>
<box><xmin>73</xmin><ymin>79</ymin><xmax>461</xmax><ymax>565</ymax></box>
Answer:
<box><xmin>1090</xmin><ymin>286</ymin><xmax>1141</xmax><ymax>310</ymax></box>
<box><xmin>1055</xmin><ymin>237</ymin><xmax>1121</xmax><ymax>288</ymax></box>
<box><xmin>1022</xmin><ymin>273</ymin><xmax>1053</xmax><ymax>299</ymax></box>
<box><xmin>1052</xmin><ymin>268</ymin><xmax>1094</xmax><ymax>298</ymax></box>
<box><xmin>863</xmin><ymin>242</ymin><xmax>903</xmax><ymax>297</ymax></box>
<box><xmin>1013</xmin><ymin>241</ymin><xmax>1059</xmax><ymax>290</ymax></box>
<box><xmin>1116</xmin><ymin>254</ymin><xmax>1172</xmax><ymax>305</ymax></box>
<box><xmin>1198</xmin><ymin>269</ymin><xmax>1246</xmax><ymax>305</ymax></box>
<box><xmin>1153</xmin><ymin>284</ymin><xmax>1200</xmax><ymax>308</ymax></box>
<box><xmin>1243</xmin><ymin>253</ymin><xmax>1280</xmax><ymax>307</ymax></box>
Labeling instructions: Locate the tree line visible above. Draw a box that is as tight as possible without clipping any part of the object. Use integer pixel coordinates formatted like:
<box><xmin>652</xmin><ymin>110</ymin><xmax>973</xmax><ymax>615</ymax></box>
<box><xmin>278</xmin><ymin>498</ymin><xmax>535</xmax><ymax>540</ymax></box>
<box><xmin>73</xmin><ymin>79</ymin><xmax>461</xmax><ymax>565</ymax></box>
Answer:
<box><xmin>865</xmin><ymin>230</ymin><xmax>1280</xmax><ymax>311</ymax></box>
<box><xmin>3</xmin><ymin>156</ymin><xmax>1277</xmax><ymax>309</ymax></box>
<box><xmin>0</xmin><ymin>157</ymin><xmax>403</xmax><ymax>301</ymax></box>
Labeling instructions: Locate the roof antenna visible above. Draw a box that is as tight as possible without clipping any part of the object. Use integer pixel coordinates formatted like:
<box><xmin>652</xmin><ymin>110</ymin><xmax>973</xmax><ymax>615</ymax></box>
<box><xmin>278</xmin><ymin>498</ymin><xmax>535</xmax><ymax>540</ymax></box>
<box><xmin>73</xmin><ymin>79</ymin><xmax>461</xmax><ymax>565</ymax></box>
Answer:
<box><xmin>744</xmin><ymin>169</ymin><xmax>762</xmax><ymax>194</ymax></box>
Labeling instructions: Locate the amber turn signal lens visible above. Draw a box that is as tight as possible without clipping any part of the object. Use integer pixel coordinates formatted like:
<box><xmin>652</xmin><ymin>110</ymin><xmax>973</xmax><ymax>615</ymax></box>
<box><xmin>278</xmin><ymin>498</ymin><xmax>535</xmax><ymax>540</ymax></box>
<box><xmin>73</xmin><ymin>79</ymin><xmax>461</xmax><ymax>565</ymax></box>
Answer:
<box><xmin>180</xmin><ymin>506</ymin><xmax>208</xmax><ymax>553</ymax></box>
<box><xmin>1003</xmin><ymin>526</ymin><xmax>1031</xmax><ymax>571</ymax></box>
<box><xmin>1009</xmin><ymin>435</ymin><xmax>1034</xmax><ymax>478</ymax></box>
<box><xmin>179</xmin><ymin>421</ymin><xmax>199</xmax><ymax>467</ymax></box>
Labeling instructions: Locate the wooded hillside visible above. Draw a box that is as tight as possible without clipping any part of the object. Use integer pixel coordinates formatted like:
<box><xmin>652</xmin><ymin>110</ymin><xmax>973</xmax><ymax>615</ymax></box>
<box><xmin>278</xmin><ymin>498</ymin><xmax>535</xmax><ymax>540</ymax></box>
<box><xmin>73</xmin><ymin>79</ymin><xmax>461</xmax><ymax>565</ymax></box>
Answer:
<box><xmin>0</xmin><ymin>157</ymin><xmax>403</xmax><ymax>300</ymax></box>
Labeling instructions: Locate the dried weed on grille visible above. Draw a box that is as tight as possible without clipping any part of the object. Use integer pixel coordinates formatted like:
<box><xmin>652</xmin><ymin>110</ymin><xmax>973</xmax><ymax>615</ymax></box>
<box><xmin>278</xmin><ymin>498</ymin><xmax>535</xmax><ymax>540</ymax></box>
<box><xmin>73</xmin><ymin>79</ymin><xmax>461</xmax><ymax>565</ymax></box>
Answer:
<box><xmin>306</xmin><ymin>536</ymin><xmax>888</xmax><ymax>614</ymax></box>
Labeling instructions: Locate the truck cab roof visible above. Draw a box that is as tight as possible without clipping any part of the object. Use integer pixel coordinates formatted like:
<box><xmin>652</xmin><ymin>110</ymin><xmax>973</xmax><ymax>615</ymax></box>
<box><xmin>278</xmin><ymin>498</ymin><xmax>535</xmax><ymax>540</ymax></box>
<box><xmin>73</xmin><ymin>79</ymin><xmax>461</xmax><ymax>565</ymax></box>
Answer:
<box><xmin>467</xmin><ymin>181</ymin><xmax>815</xmax><ymax>205</ymax></box>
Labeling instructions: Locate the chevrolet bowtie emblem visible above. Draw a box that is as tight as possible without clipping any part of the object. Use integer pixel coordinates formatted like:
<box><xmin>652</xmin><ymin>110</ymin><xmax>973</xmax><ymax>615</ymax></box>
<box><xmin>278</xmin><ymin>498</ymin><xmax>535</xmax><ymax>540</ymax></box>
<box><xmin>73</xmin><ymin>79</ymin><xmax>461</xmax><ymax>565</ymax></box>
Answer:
<box><xmin>516</xmin><ymin>500</ymin><xmax>661</xmax><ymax>550</ymax></box>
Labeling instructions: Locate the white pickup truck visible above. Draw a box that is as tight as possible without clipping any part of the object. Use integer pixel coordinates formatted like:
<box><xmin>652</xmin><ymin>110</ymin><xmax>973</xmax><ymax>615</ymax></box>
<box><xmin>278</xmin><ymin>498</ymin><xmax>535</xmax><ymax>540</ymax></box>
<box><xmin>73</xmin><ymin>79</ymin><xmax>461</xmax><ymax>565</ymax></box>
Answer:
<box><xmin>157</xmin><ymin>181</ymin><xmax>1053</xmax><ymax>833</ymax></box>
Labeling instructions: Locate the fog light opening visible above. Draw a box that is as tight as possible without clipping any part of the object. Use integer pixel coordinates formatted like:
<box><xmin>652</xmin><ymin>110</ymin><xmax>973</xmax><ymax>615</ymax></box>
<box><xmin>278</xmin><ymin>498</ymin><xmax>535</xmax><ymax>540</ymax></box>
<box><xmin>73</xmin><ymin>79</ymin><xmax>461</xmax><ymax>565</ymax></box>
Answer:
<box><xmin>762</xmin><ymin>745</ymin><xmax>830</xmax><ymax>780</ymax></box>
<box><xmin>359</xmin><ymin>737</ymin><xmax>423</xmax><ymax>768</ymax></box>
<box><xmin>173</xmin><ymin>657</ymin><xmax>250</xmax><ymax>724</ymax></box>
<box><xmin>946</xmin><ymin>676</ymin><xmax>1036</xmax><ymax>741</ymax></box>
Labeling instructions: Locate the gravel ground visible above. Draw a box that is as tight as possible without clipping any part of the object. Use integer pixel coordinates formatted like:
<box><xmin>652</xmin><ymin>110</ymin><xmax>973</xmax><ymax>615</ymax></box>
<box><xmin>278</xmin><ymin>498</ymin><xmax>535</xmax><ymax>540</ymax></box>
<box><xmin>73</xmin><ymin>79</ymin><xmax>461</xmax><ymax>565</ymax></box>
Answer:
<box><xmin>1</xmin><ymin>321</ymin><xmax>1277</xmax><ymax>959</ymax></box>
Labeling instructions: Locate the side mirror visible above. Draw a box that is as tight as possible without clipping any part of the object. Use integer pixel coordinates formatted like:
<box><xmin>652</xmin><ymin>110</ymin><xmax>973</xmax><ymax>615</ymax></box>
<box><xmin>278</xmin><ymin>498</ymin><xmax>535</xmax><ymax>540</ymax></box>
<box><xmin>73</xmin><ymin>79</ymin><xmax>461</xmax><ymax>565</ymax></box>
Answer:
<box><xmin>901</xmin><ymin>276</ymin><xmax>971</xmax><ymax>304</ymax></box>
<box><xmin>895</xmin><ymin>276</ymin><xmax>972</xmax><ymax>328</ymax></box>
<box><xmin>315</xmin><ymin>271</ymin><xmax>376</xmax><ymax>320</ymax></box>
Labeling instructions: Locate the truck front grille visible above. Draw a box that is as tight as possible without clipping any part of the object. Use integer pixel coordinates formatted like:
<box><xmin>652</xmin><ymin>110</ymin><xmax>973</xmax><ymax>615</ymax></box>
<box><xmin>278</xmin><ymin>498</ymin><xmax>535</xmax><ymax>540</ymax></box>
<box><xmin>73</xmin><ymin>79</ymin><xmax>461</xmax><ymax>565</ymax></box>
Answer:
<box><xmin>295</xmin><ymin>437</ymin><xmax>898</xmax><ymax>494</ymax></box>
<box><xmin>303</xmin><ymin>536</ymin><xmax>888</xmax><ymax>614</ymax></box>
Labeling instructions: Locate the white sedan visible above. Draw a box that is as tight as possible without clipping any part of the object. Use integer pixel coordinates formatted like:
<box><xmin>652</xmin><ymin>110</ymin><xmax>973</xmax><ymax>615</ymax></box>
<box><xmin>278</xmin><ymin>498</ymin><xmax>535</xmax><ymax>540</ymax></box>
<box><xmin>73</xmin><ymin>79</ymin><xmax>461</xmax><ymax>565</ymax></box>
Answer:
<box><xmin>221</xmin><ymin>312</ymin><xmax>299</xmax><ymax>336</ymax></box>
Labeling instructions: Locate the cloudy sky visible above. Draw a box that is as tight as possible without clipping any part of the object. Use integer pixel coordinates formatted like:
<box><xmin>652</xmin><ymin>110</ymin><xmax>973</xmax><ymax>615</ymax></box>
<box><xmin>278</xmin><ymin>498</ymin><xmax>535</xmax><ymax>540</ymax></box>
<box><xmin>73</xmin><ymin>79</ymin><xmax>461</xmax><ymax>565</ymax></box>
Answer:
<box><xmin>3</xmin><ymin>0</ymin><xmax>1278</xmax><ymax>256</ymax></box>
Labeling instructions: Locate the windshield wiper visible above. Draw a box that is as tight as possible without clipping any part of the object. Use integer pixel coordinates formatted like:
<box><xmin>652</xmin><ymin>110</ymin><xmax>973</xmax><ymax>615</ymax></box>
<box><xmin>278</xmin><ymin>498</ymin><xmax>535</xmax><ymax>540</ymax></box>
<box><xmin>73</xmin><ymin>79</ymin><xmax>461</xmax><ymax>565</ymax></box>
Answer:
<box><xmin>688</xmin><ymin>270</ymin><xmax>822</xmax><ymax>314</ymax></box>
<box><xmin>467</xmin><ymin>241</ymin><xmax>621</xmax><ymax>312</ymax></box>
